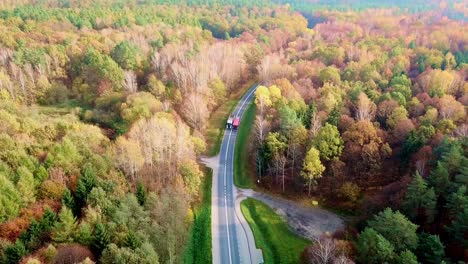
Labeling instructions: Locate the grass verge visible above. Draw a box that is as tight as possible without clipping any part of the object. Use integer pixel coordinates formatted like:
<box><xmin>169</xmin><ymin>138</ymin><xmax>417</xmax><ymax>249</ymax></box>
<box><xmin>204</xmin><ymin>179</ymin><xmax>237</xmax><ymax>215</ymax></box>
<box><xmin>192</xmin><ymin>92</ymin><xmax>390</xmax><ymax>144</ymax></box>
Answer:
<box><xmin>204</xmin><ymin>80</ymin><xmax>255</xmax><ymax>156</ymax></box>
<box><xmin>234</xmin><ymin>102</ymin><xmax>256</xmax><ymax>188</ymax></box>
<box><xmin>240</xmin><ymin>198</ymin><xmax>310</xmax><ymax>264</ymax></box>
<box><xmin>184</xmin><ymin>168</ymin><xmax>212</xmax><ymax>264</ymax></box>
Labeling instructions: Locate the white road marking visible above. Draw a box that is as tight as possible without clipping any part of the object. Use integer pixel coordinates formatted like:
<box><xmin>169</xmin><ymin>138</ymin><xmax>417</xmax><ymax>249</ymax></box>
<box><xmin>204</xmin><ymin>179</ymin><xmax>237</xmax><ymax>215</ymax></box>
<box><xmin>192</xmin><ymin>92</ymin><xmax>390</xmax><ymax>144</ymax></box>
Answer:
<box><xmin>224</xmin><ymin>129</ymin><xmax>233</xmax><ymax>264</ymax></box>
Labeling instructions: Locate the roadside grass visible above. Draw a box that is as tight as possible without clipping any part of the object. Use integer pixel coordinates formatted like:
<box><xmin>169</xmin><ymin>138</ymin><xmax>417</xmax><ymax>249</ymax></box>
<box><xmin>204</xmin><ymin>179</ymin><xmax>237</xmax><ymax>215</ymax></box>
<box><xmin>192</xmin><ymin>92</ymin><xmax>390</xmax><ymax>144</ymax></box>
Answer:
<box><xmin>240</xmin><ymin>198</ymin><xmax>311</xmax><ymax>264</ymax></box>
<box><xmin>184</xmin><ymin>167</ymin><xmax>212</xmax><ymax>264</ymax></box>
<box><xmin>204</xmin><ymin>80</ymin><xmax>255</xmax><ymax>156</ymax></box>
<box><xmin>234</xmin><ymin>102</ymin><xmax>256</xmax><ymax>188</ymax></box>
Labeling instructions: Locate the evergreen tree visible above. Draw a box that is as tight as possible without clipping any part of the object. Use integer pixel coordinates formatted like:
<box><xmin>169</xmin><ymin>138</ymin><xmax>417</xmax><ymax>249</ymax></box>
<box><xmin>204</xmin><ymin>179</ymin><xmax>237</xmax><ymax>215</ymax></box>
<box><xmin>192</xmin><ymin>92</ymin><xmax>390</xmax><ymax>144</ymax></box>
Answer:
<box><xmin>52</xmin><ymin>206</ymin><xmax>78</xmax><ymax>243</ymax></box>
<box><xmin>427</xmin><ymin>162</ymin><xmax>450</xmax><ymax>196</ymax></box>
<box><xmin>136</xmin><ymin>181</ymin><xmax>146</xmax><ymax>206</ymax></box>
<box><xmin>417</xmin><ymin>232</ymin><xmax>445</xmax><ymax>264</ymax></box>
<box><xmin>356</xmin><ymin>227</ymin><xmax>395</xmax><ymax>264</ymax></box>
<box><xmin>62</xmin><ymin>188</ymin><xmax>77</xmax><ymax>216</ymax></box>
<box><xmin>92</xmin><ymin>223</ymin><xmax>111</xmax><ymax>256</ymax></box>
<box><xmin>367</xmin><ymin>208</ymin><xmax>419</xmax><ymax>252</ymax></box>
<box><xmin>40</xmin><ymin>208</ymin><xmax>57</xmax><ymax>232</ymax></box>
<box><xmin>19</xmin><ymin>208</ymin><xmax>56</xmax><ymax>251</ymax></box>
<box><xmin>446</xmin><ymin>208</ymin><xmax>468</xmax><ymax>248</ymax></box>
<box><xmin>402</xmin><ymin>172</ymin><xmax>437</xmax><ymax>223</ymax></box>
<box><xmin>454</xmin><ymin>158</ymin><xmax>468</xmax><ymax>185</ymax></box>
<box><xmin>75</xmin><ymin>164</ymin><xmax>97</xmax><ymax>212</ymax></box>
<box><xmin>124</xmin><ymin>231</ymin><xmax>141</xmax><ymax>250</ymax></box>
<box><xmin>326</xmin><ymin>106</ymin><xmax>340</xmax><ymax>126</ymax></box>
<box><xmin>396</xmin><ymin>250</ymin><xmax>418</xmax><ymax>264</ymax></box>
<box><xmin>445</xmin><ymin>185</ymin><xmax>468</xmax><ymax>218</ymax></box>
<box><xmin>3</xmin><ymin>241</ymin><xmax>27</xmax><ymax>264</ymax></box>
<box><xmin>111</xmin><ymin>41</ymin><xmax>140</xmax><ymax>70</ymax></box>
<box><xmin>303</xmin><ymin>102</ymin><xmax>316</xmax><ymax>129</ymax></box>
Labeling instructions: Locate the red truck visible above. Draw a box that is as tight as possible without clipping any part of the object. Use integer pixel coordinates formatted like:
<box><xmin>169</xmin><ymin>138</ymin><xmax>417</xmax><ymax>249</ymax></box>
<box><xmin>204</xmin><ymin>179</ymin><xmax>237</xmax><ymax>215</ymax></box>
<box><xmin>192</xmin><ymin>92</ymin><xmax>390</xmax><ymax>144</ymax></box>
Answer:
<box><xmin>232</xmin><ymin>117</ymin><xmax>240</xmax><ymax>130</ymax></box>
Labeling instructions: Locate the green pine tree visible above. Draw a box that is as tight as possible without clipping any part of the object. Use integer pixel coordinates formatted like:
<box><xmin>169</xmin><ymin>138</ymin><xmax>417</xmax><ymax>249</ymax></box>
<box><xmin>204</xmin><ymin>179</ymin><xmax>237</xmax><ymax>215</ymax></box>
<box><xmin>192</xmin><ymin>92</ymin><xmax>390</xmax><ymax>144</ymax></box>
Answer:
<box><xmin>4</xmin><ymin>241</ymin><xmax>27</xmax><ymax>264</ymax></box>
<box><xmin>417</xmin><ymin>232</ymin><xmax>445</xmax><ymax>264</ymax></box>
<box><xmin>402</xmin><ymin>172</ymin><xmax>437</xmax><ymax>223</ymax></box>
<box><xmin>62</xmin><ymin>188</ymin><xmax>77</xmax><ymax>216</ymax></box>
<box><xmin>75</xmin><ymin>164</ymin><xmax>97</xmax><ymax>212</ymax></box>
<box><xmin>124</xmin><ymin>231</ymin><xmax>141</xmax><ymax>250</ymax></box>
<box><xmin>356</xmin><ymin>227</ymin><xmax>395</xmax><ymax>264</ymax></box>
<box><xmin>136</xmin><ymin>182</ymin><xmax>146</xmax><ymax>206</ymax></box>
<box><xmin>92</xmin><ymin>223</ymin><xmax>111</xmax><ymax>256</ymax></box>
<box><xmin>427</xmin><ymin>162</ymin><xmax>450</xmax><ymax>196</ymax></box>
<box><xmin>52</xmin><ymin>206</ymin><xmax>78</xmax><ymax>243</ymax></box>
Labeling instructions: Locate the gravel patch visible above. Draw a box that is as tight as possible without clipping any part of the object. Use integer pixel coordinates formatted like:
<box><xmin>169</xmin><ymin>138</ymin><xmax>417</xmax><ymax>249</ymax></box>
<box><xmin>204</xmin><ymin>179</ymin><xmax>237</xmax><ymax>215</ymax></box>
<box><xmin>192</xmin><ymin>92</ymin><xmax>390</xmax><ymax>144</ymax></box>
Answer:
<box><xmin>239</xmin><ymin>189</ymin><xmax>345</xmax><ymax>241</ymax></box>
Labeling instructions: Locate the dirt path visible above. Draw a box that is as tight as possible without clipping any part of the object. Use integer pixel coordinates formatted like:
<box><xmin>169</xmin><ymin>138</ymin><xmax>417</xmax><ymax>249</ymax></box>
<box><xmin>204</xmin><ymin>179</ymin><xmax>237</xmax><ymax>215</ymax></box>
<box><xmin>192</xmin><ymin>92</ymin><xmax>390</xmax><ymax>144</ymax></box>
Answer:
<box><xmin>238</xmin><ymin>189</ymin><xmax>345</xmax><ymax>241</ymax></box>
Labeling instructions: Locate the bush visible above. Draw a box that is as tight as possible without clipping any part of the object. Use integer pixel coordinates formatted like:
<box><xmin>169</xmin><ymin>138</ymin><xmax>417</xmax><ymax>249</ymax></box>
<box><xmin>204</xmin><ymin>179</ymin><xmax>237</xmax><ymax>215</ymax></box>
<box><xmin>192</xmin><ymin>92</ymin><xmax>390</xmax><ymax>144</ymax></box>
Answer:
<box><xmin>338</xmin><ymin>182</ymin><xmax>360</xmax><ymax>203</ymax></box>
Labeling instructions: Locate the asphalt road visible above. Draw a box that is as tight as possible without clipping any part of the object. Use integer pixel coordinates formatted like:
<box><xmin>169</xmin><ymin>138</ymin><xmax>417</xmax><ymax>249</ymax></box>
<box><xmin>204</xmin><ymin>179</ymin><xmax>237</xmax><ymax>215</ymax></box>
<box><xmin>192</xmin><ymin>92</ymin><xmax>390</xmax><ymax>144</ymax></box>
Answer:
<box><xmin>213</xmin><ymin>84</ymin><xmax>262</xmax><ymax>264</ymax></box>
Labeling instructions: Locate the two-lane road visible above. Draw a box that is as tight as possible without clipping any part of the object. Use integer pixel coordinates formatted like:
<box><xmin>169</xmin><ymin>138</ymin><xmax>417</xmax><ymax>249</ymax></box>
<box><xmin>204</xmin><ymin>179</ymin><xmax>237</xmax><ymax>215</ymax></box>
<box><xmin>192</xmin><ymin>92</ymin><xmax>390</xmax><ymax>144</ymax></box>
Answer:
<box><xmin>212</xmin><ymin>84</ymin><xmax>263</xmax><ymax>264</ymax></box>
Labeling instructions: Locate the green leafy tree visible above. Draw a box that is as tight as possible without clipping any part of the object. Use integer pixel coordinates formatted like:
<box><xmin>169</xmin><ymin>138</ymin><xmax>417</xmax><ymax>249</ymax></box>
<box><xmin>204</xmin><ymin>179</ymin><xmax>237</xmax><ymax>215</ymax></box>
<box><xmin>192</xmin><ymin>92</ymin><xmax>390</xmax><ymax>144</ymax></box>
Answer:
<box><xmin>179</xmin><ymin>160</ymin><xmax>203</xmax><ymax>198</ymax></box>
<box><xmin>147</xmin><ymin>74</ymin><xmax>166</xmax><ymax>99</ymax></box>
<box><xmin>367</xmin><ymin>208</ymin><xmax>419</xmax><ymax>252</ymax></box>
<box><xmin>111</xmin><ymin>41</ymin><xmax>141</xmax><ymax>70</ymax></box>
<box><xmin>417</xmin><ymin>232</ymin><xmax>445</xmax><ymax>264</ymax></box>
<box><xmin>389</xmin><ymin>74</ymin><xmax>412</xmax><ymax>100</ymax></box>
<box><xmin>209</xmin><ymin>78</ymin><xmax>227</xmax><ymax>105</ymax></box>
<box><xmin>16</xmin><ymin>166</ymin><xmax>36</xmax><ymax>205</ymax></box>
<box><xmin>120</xmin><ymin>92</ymin><xmax>162</xmax><ymax>124</ymax></box>
<box><xmin>81</xmin><ymin>48</ymin><xmax>124</xmax><ymax>93</ymax></box>
<box><xmin>101</xmin><ymin>243</ymin><xmax>159</xmax><ymax>264</ymax></box>
<box><xmin>301</xmin><ymin>147</ymin><xmax>325</xmax><ymax>196</ymax></box>
<box><xmin>52</xmin><ymin>206</ymin><xmax>78</xmax><ymax>243</ymax></box>
<box><xmin>356</xmin><ymin>227</ymin><xmax>395</xmax><ymax>264</ymax></box>
<box><xmin>279</xmin><ymin>104</ymin><xmax>301</xmax><ymax>132</ymax></box>
<box><xmin>34</xmin><ymin>165</ymin><xmax>48</xmax><ymax>183</ymax></box>
<box><xmin>0</xmin><ymin>174</ymin><xmax>21</xmax><ymax>222</ymax></box>
<box><xmin>312</xmin><ymin>123</ymin><xmax>343</xmax><ymax>161</ymax></box>
<box><xmin>396</xmin><ymin>250</ymin><xmax>418</xmax><ymax>264</ymax></box>
<box><xmin>402</xmin><ymin>172</ymin><xmax>437</xmax><ymax>223</ymax></box>
<box><xmin>319</xmin><ymin>66</ymin><xmax>341</xmax><ymax>85</ymax></box>
<box><xmin>112</xmin><ymin>194</ymin><xmax>150</xmax><ymax>231</ymax></box>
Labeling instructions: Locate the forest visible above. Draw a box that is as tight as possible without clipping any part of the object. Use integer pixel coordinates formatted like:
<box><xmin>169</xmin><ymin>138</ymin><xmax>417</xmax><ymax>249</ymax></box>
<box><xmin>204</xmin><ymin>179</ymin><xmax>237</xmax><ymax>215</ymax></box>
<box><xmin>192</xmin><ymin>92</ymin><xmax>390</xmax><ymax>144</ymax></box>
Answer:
<box><xmin>0</xmin><ymin>0</ymin><xmax>466</xmax><ymax>263</ymax></box>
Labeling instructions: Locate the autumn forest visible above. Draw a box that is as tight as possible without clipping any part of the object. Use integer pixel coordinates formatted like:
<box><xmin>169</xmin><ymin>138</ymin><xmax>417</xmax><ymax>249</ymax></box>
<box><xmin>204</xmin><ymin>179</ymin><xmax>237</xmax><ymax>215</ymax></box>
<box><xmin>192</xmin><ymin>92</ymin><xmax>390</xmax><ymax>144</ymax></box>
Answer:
<box><xmin>0</xmin><ymin>0</ymin><xmax>466</xmax><ymax>264</ymax></box>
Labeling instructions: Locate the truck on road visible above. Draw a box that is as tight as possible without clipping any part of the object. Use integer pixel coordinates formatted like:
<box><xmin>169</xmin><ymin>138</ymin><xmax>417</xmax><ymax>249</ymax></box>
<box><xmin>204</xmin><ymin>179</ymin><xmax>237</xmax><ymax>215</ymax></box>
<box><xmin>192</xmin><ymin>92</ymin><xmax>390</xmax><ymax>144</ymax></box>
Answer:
<box><xmin>232</xmin><ymin>117</ymin><xmax>240</xmax><ymax>130</ymax></box>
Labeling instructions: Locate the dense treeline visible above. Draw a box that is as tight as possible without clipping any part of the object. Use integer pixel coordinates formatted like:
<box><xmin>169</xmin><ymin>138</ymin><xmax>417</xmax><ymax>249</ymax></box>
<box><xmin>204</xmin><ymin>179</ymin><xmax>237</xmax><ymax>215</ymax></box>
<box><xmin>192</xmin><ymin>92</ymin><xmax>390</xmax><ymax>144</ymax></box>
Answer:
<box><xmin>248</xmin><ymin>9</ymin><xmax>467</xmax><ymax>263</ymax></box>
<box><xmin>0</xmin><ymin>0</ymin><xmax>466</xmax><ymax>263</ymax></box>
